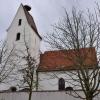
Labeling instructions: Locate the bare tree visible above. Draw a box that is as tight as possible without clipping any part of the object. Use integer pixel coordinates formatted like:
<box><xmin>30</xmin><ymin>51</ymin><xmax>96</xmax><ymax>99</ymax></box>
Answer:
<box><xmin>15</xmin><ymin>35</ymin><xmax>38</xmax><ymax>100</ymax></box>
<box><xmin>0</xmin><ymin>40</ymin><xmax>16</xmax><ymax>87</ymax></box>
<box><xmin>22</xmin><ymin>45</ymin><xmax>37</xmax><ymax>100</ymax></box>
<box><xmin>45</xmin><ymin>7</ymin><xmax>100</xmax><ymax>100</ymax></box>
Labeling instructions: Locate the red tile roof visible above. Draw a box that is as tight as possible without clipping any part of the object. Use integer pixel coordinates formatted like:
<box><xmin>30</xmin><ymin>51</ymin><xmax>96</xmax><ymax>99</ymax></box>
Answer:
<box><xmin>38</xmin><ymin>47</ymin><xmax>97</xmax><ymax>72</ymax></box>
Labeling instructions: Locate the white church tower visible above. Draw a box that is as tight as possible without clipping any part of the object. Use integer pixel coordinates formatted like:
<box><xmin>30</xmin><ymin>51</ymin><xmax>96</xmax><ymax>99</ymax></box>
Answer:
<box><xmin>6</xmin><ymin>4</ymin><xmax>42</xmax><ymax>59</ymax></box>
<box><xmin>5</xmin><ymin>4</ymin><xmax>42</xmax><ymax>89</ymax></box>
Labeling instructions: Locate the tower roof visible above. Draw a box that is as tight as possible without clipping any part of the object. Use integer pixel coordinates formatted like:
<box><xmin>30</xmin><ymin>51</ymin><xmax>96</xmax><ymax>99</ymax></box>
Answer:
<box><xmin>22</xmin><ymin>4</ymin><xmax>42</xmax><ymax>40</ymax></box>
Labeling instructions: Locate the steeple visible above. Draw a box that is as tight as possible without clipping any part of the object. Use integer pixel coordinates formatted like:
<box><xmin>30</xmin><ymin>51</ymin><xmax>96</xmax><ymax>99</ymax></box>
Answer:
<box><xmin>6</xmin><ymin>4</ymin><xmax>41</xmax><ymax>58</ymax></box>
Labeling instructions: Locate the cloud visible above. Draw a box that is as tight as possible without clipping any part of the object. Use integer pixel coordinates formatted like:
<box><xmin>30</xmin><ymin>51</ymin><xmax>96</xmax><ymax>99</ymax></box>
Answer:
<box><xmin>0</xmin><ymin>0</ymin><xmax>100</xmax><ymax>50</ymax></box>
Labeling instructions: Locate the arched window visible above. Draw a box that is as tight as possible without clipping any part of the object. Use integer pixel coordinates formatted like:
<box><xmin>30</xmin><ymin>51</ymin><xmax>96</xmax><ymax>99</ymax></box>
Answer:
<box><xmin>58</xmin><ymin>78</ymin><xmax>65</xmax><ymax>91</ymax></box>
<box><xmin>16</xmin><ymin>33</ymin><xmax>20</xmax><ymax>41</ymax></box>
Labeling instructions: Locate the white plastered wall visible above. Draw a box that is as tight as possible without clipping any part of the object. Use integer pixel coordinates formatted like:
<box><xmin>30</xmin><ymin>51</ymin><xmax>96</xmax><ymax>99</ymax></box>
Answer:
<box><xmin>38</xmin><ymin>71</ymin><xmax>81</xmax><ymax>91</ymax></box>
<box><xmin>4</xmin><ymin>4</ymin><xmax>41</xmax><ymax>89</ymax></box>
<box><xmin>6</xmin><ymin>4</ymin><xmax>41</xmax><ymax>58</ymax></box>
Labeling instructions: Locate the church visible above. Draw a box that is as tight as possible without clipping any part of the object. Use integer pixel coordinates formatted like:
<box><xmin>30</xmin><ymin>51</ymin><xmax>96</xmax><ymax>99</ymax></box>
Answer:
<box><xmin>6</xmin><ymin>4</ymin><xmax>97</xmax><ymax>91</ymax></box>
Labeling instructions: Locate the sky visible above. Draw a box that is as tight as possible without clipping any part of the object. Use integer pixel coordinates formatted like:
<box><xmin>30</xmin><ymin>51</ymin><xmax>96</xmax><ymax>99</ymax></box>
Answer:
<box><xmin>0</xmin><ymin>0</ymin><xmax>100</xmax><ymax>51</ymax></box>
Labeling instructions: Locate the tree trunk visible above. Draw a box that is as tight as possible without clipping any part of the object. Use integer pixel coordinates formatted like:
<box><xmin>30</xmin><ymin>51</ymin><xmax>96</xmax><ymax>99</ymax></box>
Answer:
<box><xmin>86</xmin><ymin>94</ymin><xmax>93</xmax><ymax>100</ymax></box>
<box><xmin>28</xmin><ymin>72</ymin><xmax>34</xmax><ymax>100</ymax></box>
<box><xmin>28</xmin><ymin>89</ymin><xmax>32</xmax><ymax>100</ymax></box>
<box><xmin>86</xmin><ymin>97</ymin><xmax>93</xmax><ymax>100</ymax></box>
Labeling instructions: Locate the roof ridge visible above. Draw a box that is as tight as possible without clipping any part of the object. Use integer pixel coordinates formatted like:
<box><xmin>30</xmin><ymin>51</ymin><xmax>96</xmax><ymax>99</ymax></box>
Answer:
<box><xmin>44</xmin><ymin>47</ymin><xmax>95</xmax><ymax>53</ymax></box>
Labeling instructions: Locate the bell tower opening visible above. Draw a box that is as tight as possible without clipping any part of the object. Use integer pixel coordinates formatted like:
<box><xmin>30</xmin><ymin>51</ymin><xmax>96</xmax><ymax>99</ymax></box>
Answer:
<box><xmin>16</xmin><ymin>33</ymin><xmax>21</xmax><ymax>41</ymax></box>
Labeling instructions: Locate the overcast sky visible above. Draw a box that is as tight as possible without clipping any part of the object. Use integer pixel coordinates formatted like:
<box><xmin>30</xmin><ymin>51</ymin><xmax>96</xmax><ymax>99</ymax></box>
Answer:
<box><xmin>0</xmin><ymin>0</ymin><xmax>100</xmax><ymax>51</ymax></box>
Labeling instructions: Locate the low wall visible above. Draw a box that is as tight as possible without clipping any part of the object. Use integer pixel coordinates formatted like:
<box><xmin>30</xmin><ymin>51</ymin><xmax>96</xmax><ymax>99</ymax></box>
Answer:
<box><xmin>0</xmin><ymin>91</ymin><xmax>99</xmax><ymax>100</ymax></box>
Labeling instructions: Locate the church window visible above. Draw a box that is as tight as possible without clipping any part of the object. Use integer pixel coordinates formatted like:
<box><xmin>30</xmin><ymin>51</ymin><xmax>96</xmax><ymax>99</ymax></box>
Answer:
<box><xmin>16</xmin><ymin>33</ymin><xmax>20</xmax><ymax>41</ymax></box>
<box><xmin>18</xmin><ymin>19</ymin><xmax>22</xmax><ymax>26</ymax></box>
<box><xmin>58</xmin><ymin>78</ymin><xmax>65</xmax><ymax>91</ymax></box>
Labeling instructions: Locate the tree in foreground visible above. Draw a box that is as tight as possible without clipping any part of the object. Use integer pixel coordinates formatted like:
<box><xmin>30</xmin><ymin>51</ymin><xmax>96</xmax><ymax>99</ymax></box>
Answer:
<box><xmin>45</xmin><ymin>7</ymin><xmax>100</xmax><ymax>100</ymax></box>
<box><xmin>22</xmin><ymin>45</ymin><xmax>37</xmax><ymax>100</ymax></box>
<box><xmin>0</xmin><ymin>40</ymin><xmax>16</xmax><ymax>88</ymax></box>
<box><xmin>16</xmin><ymin>36</ymin><xmax>37</xmax><ymax>100</ymax></box>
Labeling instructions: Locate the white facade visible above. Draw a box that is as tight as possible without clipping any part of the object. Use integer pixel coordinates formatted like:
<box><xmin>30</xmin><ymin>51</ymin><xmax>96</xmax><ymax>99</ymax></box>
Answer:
<box><xmin>4</xmin><ymin>4</ymin><xmax>41</xmax><ymax>89</ymax></box>
<box><xmin>6</xmin><ymin>4</ymin><xmax>41</xmax><ymax>58</ymax></box>
<box><xmin>38</xmin><ymin>71</ymin><xmax>79</xmax><ymax>91</ymax></box>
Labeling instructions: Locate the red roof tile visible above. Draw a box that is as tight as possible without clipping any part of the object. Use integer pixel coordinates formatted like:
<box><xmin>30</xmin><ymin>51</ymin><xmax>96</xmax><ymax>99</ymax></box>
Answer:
<box><xmin>38</xmin><ymin>47</ymin><xmax>97</xmax><ymax>72</ymax></box>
